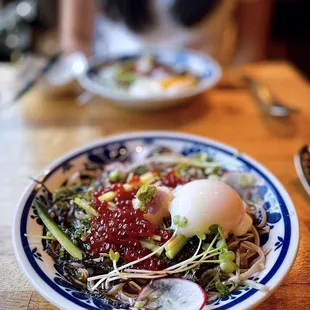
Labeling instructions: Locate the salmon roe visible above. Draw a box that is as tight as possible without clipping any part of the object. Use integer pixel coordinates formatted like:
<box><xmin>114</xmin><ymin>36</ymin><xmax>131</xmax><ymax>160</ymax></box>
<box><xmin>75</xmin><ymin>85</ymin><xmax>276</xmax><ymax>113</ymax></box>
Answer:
<box><xmin>87</xmin><ymin>183</ymin><xmax>167</xmax><ymax>270</ymax></box>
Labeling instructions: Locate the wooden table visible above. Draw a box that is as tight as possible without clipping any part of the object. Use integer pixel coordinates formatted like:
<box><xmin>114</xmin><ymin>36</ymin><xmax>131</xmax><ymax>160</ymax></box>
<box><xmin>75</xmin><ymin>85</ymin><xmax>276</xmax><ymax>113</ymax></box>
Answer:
<box><xmin>1</xmin><ymin>61</ymin><xmax>310</xmax><ymax>309</ymax></box>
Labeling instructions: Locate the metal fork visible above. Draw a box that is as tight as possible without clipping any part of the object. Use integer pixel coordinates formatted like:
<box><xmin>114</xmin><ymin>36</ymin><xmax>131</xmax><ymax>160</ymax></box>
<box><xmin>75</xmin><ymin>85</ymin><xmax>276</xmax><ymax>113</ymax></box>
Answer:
<box><xmin>243</xmin><ymin>75</ymin><xmax>297</xmax><ymax>117</ymax></box>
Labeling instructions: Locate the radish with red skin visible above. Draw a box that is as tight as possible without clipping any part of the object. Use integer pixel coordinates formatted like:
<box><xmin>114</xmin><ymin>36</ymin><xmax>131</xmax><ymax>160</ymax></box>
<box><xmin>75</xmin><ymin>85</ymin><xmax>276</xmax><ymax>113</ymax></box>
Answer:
<box><xmin>136</xmin><ymin>278</ymin><xmax>207</xmax><ymax>310</ymax></box>
<box><xmin>220</xmin><ymin>171</ymin><xmax>262</xmax><ymax>198</ymax></box>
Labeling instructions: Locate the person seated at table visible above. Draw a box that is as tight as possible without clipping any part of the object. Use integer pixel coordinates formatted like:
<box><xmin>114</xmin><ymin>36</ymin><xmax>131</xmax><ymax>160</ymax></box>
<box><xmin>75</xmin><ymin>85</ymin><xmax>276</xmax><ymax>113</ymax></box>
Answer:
<box><xmin>59</xmin><ymin>0</ymin><xmax>274</xmax><ymax>65</ymax></box>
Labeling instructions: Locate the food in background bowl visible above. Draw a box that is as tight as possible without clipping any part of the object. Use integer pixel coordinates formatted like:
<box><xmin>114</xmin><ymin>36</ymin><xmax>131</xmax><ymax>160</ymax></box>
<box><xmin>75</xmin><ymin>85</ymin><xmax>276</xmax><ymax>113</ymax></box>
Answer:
<box><xmin>77</xmin><ymin>50</ymin><xmax>222</xmax><ymax>109</ymax></box>
<box><xmin>97</xmin><ymin>54</ymin><xmax>200</xmax><ymax>97</ymax></box>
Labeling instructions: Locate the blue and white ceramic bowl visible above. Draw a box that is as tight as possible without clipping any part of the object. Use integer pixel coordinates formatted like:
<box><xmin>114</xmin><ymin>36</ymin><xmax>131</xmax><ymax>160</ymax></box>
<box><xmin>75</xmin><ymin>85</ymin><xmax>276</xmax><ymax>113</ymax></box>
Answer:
<box><xmin>76</xmin><ymin>49</ymin><xmax>222</xmax><ymax>109</ymax></box>
<box><xmin>13</xmin><ymin>132</ymin><xmax>299</xmax><ymax>310</ymax></box>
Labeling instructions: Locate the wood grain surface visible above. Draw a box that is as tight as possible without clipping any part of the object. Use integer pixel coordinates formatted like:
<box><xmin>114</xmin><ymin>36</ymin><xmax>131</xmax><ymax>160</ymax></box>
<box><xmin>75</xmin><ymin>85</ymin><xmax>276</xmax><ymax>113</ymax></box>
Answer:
<box><xmin>1</xmin><ymin>61</ymin><xmax>310</xmax><ymax>310</ymax></box>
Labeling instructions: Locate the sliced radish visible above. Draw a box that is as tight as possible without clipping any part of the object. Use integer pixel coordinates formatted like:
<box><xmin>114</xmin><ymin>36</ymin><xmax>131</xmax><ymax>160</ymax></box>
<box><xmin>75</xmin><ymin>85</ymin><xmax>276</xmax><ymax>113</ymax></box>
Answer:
<box><xmin>220</xmin><ymin>171</ymin><xmax>261</xmax><ymax>199</ymax></box>
<box><xmin>136</xmin><ymin>278</ymin><xmax>207</xmax><ymax>310</ymax></box>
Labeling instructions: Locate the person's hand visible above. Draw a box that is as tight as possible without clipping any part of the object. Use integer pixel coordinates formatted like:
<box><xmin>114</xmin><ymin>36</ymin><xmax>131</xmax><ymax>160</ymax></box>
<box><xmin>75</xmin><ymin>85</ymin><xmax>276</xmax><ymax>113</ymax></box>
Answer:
<box><xmin>59</xmin><ymin>0</ymin><xmax>96</xmax><ymax>57</ymax></box>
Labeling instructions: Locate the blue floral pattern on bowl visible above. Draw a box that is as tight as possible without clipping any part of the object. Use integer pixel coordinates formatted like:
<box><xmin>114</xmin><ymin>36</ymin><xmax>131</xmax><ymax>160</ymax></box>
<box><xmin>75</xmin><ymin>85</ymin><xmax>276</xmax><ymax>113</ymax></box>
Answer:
<box><xmin>13</xmin><ymin>132</ymin><xmax>299</xmax><ymax>310</ymax></box>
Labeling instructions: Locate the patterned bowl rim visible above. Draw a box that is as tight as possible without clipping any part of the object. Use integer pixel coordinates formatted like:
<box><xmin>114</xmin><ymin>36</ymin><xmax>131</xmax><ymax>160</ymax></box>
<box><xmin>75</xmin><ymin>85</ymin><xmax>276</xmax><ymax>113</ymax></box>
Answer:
<box><xmin>77</xmin><ymin>48</ymin><xmax>222</xmax><ymax>102</ymax></box>
<box><xmin>12</xmin><ymin>131</ymin><xmax>299</xmax><ymax>310</ymax></box>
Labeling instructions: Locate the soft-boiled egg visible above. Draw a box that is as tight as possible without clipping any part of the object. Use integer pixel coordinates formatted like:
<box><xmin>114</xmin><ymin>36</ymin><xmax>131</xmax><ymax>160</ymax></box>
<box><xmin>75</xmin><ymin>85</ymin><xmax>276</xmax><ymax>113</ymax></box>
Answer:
<box><xmin>128</xmin><ymin>78</ymin><xmax>163</xmax><ymax>97</ymax></box>
<box><xmin>169</xmin><ymin>179</ymin><xmax>252</xmax><ymax>238</ymax></box>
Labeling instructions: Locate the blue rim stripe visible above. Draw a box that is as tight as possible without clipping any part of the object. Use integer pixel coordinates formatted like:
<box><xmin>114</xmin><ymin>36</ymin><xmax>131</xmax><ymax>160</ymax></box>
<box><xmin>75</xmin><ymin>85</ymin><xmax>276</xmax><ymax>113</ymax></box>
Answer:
<box><xmin>20</xmin><ymin>136</ymin><xmax>291</xmax><ymax>310</ymax></box>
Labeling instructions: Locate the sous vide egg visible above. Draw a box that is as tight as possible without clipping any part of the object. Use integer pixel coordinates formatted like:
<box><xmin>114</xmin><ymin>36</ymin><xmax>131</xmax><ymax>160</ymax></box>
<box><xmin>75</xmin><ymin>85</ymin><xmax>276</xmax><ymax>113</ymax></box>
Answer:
<box><xmin>169</xmin><ymin>179</ymin><xmax>252</xmax><ymax>238</ymax></box>
<box><xmin>128</xmin><ymin>78</ymin><xmax>162</xmax><ymax>97</ymax></box>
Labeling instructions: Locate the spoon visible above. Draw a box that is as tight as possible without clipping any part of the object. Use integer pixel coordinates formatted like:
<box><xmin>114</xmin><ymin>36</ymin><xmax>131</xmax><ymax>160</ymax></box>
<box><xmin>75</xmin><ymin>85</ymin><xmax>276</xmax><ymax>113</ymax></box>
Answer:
<box><xmin>294</xmin><ymin>145</ymin><xmax>310</xmax><ymax>196</ymax></box>
<box><xmin>242</xmin><ymin>75</ymin><xmax>297</xmax><ymax>117</ymax></box>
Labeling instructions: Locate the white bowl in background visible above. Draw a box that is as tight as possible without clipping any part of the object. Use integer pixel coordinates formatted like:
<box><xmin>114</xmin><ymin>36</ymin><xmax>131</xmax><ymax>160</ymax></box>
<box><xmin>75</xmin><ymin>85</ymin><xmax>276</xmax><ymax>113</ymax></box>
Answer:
<box><xmin>76</xmin><ymin>49</ymin><xmax>222</xmax><ymax>110</ymax></box>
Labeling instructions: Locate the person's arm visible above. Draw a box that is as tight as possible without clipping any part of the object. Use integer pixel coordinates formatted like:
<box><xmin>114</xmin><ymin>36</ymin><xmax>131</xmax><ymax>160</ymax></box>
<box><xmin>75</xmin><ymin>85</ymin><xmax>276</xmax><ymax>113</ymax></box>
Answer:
<box><xmin>59</xmin><ymin>0</ymin><xmax>96</xmax><ymax>55</ymax></box>
<box><xmin>234</xmin><ymin>0</ymin><xmax>274</xmax><ymax>64</ymax></box>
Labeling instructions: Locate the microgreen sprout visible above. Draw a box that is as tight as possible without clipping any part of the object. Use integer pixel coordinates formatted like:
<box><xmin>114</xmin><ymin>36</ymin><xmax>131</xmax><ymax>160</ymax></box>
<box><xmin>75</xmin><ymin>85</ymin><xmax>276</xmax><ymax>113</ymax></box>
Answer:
<box><xmin>173</xmin><ymin>215</ymin><xmax>188</xmax><ymax>228</ymax></box>
<box><xmin>196</xmin><ymin>231</ymin><xmax>206</xmax><ymax>241</ymax></box>
<box><xmin>219</xmin><ymin>251</ymin><xmax>236</xmax><ymax>262</ymax></box>
<box><xmin>109</xmin><ymin>249</ymin><xmax>120</xmax><ymax>274</ymax></box>
<box><xmin>173</xmin><ymin>215</ymin><xmax>180</xmax><ymax>226</ymax></box>
<box><xmin>220</xmin><ymin>261</ymin><xmax>237</xmax><ymax>273</ymax></box>
<box><xmin>216</xmin><ymin>239</ymin><xmax>226</xmax><ymax>250</ymax></box>
<box><xmin>217</xmin><ymin>226</ymin><xmax>228</xmax><ymax>250</ymax></box>
<box><xmin>202</xmin><ymin>243</ymin><xmax>212</xmax><ymax>251</ymax></box>
<box><xmin>178</xmin><ymin>216</ymin><xmax>188</xmax><ymax>228</ymax></box>
<box><xmin>209</xmin><ymin>224</ymin><xmax>228</xmax><ymax>250</ymax></box>
<box><xmin>219</xmin><ymin>249</ymin><xmax>237</xmax><ymax>273</ymax></box>
<box><xmin>109</xmin><ymin>249</ymin><xmax>120</xmax><ymax>263</ymax></box>
<box><xmin>209</xmin><ymin>224</ymin><xmax>219</xmax><ymax>234</ymax></box>
<box><xmin>215</xmin><ymin>280</ymin><xmax>231</xmax><ymax>298</ymax></box>
<box><xmin>218</xmin><ymin>226</ymin><xmax>225</xmax><ymax>238</ymax></box>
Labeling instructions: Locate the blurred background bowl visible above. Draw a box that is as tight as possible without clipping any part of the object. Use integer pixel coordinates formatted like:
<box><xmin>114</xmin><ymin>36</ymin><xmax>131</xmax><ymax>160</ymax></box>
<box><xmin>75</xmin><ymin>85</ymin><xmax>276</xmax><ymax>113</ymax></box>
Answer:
<box><xmin>76</xmin><ymin>49</ymin><xmax>222</xmax><ymax>110</ymax></box>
